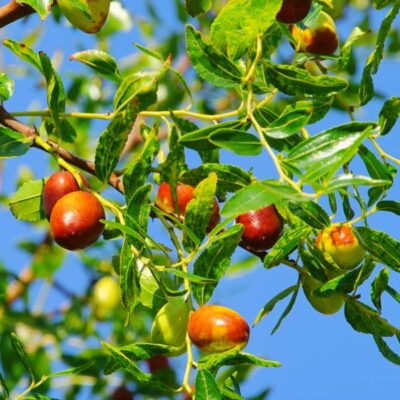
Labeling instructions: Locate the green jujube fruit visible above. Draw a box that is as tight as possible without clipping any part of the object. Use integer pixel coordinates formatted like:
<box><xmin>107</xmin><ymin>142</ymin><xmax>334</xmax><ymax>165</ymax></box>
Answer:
<box><xmin>151</xmin><ymin>302</ymin><xmax>190</xmax><ymax>356</ymax></box>
<box><xmin>57</xmin><ymin>0</ymin><xmax>111</xmax><ymax>34</ymax></box>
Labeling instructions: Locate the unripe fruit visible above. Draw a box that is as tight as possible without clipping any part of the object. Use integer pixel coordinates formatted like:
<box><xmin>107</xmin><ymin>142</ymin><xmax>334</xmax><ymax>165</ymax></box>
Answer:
<box><xmin>290</xmin><ymin>11</ymin><xmax>339</xmax><ymax>55</ymax></box>
<box><xmin>302</xmin><ymin>274</ymin><xmax>344</xmax><ymax>315</ymax></box>
<box><xmin>111</xmin><ymin>386</ymin><xmax>133</xmax><ymax>400</ymax></box>
<box><xmin>145</xmin><ymin>355</ymin><xmax>170</xmax><ymax>374</ymax></box>
<box><xmin>156</xmin><ymin>182</ymin><xmax>220</xmax><ymax>230</ymax></box>
<box><xmin>43</xmin><ymin>171</ymin><xmax>89</xmax><ymax>218</ymax></box>
<box><xmin>151</xmin><ymin>302</ymin><xmax>190</xmax><ymax>356</ymax></box>
<box><xmin>187</xmin><ymin>305</ymin><xmax>250</xmax><ymax>354</ymax></box>
<box><xmin>276</xmin><ymin>0</ymin><xmax>312</xmax><ymax>24</ymax></box>
<box><xmin>93</xmin><ymin>276</ymin><xmax>121</xmax><ymax>319</ymax></box>
<box><xmin>316</xmin><ymin>224</ymin><xmax>365</xmax><ymax>270</ymax></box>
<box><xmin>236</xmin><ymin>205</ymin><xmax>283</xmax><ymax>252</ymax></box>
<box><xmin>50</xmin><ymin>191</ymin><xmax>105</xmax><ymax>251</ymax></box>
<box><xmin>57</xmin><ymin>0</ymin><xmax>111</xmax><ymax>34</ymax></box>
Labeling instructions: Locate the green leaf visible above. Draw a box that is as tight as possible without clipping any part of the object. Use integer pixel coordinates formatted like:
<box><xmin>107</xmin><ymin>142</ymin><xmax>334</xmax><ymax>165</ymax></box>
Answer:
<box><xmin>379</xmin><ymin>96</ymin><xmax>400</xmax><ymax>135</ymax></box>
<box><xmin>192</xmin><ymin>225</ymin><xmax>243</xmax><ymax>305</ymax></box>
<box><xmin>48</xmin><ymin>362</ymin><xmax>94</xmax><ymax>378</ymax></box>
<box><xmin>3</xmin><ymin>39</ymin><xmax>42</xmax><ymax>71</ymax></box>
<box><xmin>283</xmin><ymin>122</ymin><xmax>375</xmax><ymax>183</ymax></box>
<box><xmin>101</xmin><ymin>341</ymin><xmax>175</xmax><ymax>394</ymax></box>
<box><xmin>185</xmin><ymin>0</ymin><xmax>212</xmax><ymax>16</ymax></box>
<box><xmin>95</xmin><ymin>109</ymin><xmax>136</xmax><ymax>183</ymax></box>
<box><xmin>195</xmin><ymin>369</ymin><xmax>222</xmax><ymax>400</ymax></box>
<box><xmin>385</xmin><ymin>285</ymin><xmax>400</xmax><ymax>304</ymax></box>
<box><xmin>209</xmin><ymin>0</ymin><xmax>283</xmax><ymax>59</ymax></box>
<box><xmin>70</xmin><ymin>50</ymin><xmax>122</xmax><ymax>83</ymax></box>
<box><xmin>209</xmin><ymin>129</ymin><xmax>262</xmax><ymax>156</ymax></box>
<box><xmin>373</xmin><ymin>335</ymin><xmax>400</xmax><ymax>366</ymax></box>
<box><xmin>9</xmin><ymin>179</ymin><xmax>46</xmax><ymax>222</ymax></box>
<box><xmin>371</xmin><ymin>268</ymin><xmax>389</xmax><ymax>312</ymax></box>
<box><xmin>10</xmin><ymin>333</ymin><xmax>35</xmax><ymax>384</ymax></box>
<box><xmin>0</xmin><ymin>72</ymin><xmax>14</xmax><ymax>101</ymax></box>
<box><xmin>16</xmin><ymin>0</ymin><xmax>52</xmax><ymax>19</ymax></box>
<box><xmin>185</xmin><ymin>25</ymin><xmax>243</xmax><ymax>88</ymax></box>
<box><xmin>180</xmin><ymin>163</ymin><xmax>251</xmax><ymax>198</ymax></box>
<box><xmin>198</xmin><ymin>349</ymin><xmax>281</xmax><ymax>374</ymax></box>
<box><xmin>114</xmin><ymin>73</ymin><xmax>158</xmax><ymax>113</ymax></box>
<box><xmin>183</xmin><ymin>173</ymin><xmax>218</xmax><ymax>252</ymax></box>
<box><xmin>253</xmin><ymin>284</ymin><xmax>299</xmax><ymax>326</ymax></box>
<box><xmin>263</xmin><ymin>109</ymin><xmax>311</xmax><ymax>139</ymax></box>
<box><xmin>321</xmin><ymin>174</ymin><xmax>391</xmax><ymax>195</ymax></box>
<box><xmin>163</xmin><ymin>268</ymin><xmax>217</xmax><ymax>284</ymax></box>
<box><xmin>359</xmin><ymin>1</ymin><xmax>400</xmax><ymax>105</ymax></box>
<box><xmin>338</xmin><ymin>27</ymin><xmax>367</xmax><ymax>71</ymax></box>
<box><xmin>377</xmin><ymin>200</ymin><xmax>400</xmax><ymax>216</ymax></box>
<box><xmin>265</xmin><ymin>63</ymin><xmax>348</xmax><ymax>97</ymax></box>
<box><xmin>0</xmin><ymin>128</ymin><xmax>32</xmax><ymax>158</ymax></box>
<box><xmin>288</xmin><ymin>201</ymin><xmax>330</xmax><ymax>229</ymax></box>
<box><xmin>355</xmin><ymin>227</ymin><xmax>400</xmax><ymax>273</ymax></box>
<box><xmin>222</xmin><ymin>180</ymin><xmax>305</xmax><ymax>219</ymax></box>
<box><xmin>264</xmin><ymin>226</ymin><xmax>311</xmax><ymax>269</ymax></box>
<box><xmin>344</xmin><ymin>299</ymin><xmax>400</xmax><ymax>336</ymax></box>
<box><xmin>0</xmin><ymin>370</ymin><xmax>9</xmax><ymax>399</ymax></box>
<box><xmin>138</xmin><ymin>265</ymin><xmax>167</xmax><ymax>310</ymax></box>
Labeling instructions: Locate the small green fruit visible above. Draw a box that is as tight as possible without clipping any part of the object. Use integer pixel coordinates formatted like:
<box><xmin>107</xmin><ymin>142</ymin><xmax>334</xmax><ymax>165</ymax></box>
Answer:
<box><xmin>57</xmin><ymin>0</ymin><xmax>111</xmax><ymax>34</ymax></box>
<box><xmin>302</xmin><ymin>274</ymin><xmax>344</xmax><ymax>315</ymax></box>
<box><xmin>151</xmin><ymin>302</ymin><xmax>190</xmax><ymax>356</ymax></box>
<box><xmin>316</xmin><ymin>224</ymin><xmax>365</xmax><ymax>270</ymax></box>
<box><xmin>93</xmin><ymin>276</ymin><xmax>121</xmax><ymax>320</ymax></box>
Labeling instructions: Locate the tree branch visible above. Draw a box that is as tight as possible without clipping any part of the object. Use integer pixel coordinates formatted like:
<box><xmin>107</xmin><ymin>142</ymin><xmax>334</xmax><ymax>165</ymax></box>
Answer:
<box><xmin>0</xmin><ymin>0</ymin><xmax>36</xmax><ymax>28</ymax></box>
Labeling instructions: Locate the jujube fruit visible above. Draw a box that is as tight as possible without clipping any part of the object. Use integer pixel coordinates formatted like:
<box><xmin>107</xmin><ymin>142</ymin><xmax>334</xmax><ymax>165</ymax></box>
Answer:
<box><xmin>187</xmin><ymin>304</ymin><xmax>250</xmax><ymax>353</ymax></box>
<box><xmin>50</xmin><ymin>191</ymin><xmax>105</xmax><ymax>251</ymax></box>
<box><xmin>290</xmin><ymin>11</ymin><xmax>339</xmax><ymax>55</ymax></box>
<box><xmin>316</xmin><ymin>223</ymin><xmax>365</xmax><ymax>270</ymax></box>
<box><xmin>276</xmin><ymin>0</ymin><xmax>312</xmax><ymax>24</ymax></box>
<box><xmin>43</xmin><ymin>171</ymin><xmax>88</xmax><ymax>218</ymax></box>
<box><xmin>93</xmin><ymin>276</ymin><xmax>121</xmax><ymax>320</ymax></box>
<box><xmin>57</xmin><ymin>0</ymin><xmax>111</xmax><ymax>34</ymax></box>
<box><xmin>151</xmin><ymin>302</ymin><xmax>190</xmax><ymax>356</ymax></box>
<box><xmin>111</xmin><ymin>386</ymin><xmax>133</xmax><ymax>400</ymax></box>
<box><xmin>156</xmin><ymin>182</ymin><xmax>220</xmax><ymax>230</ymax></box>
<box><xmin>236</xmin><ymin>205</ymin><xmax>283</xmax><ymax>252</ymax></box>
<box><xmin>145</xmin><ymin>355</ymin><xmax>170</xmax><ymax>374</ymax></box>
<box><xmin>302</xmin><ymin>274</ymin><xmax>344</xmax><ymax>315</ymax></box>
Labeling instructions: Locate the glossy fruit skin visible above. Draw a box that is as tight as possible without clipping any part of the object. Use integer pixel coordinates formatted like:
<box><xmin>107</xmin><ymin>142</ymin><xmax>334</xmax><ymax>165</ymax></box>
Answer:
<box><xmin>151</xmin><ymin>302</ymin><xmax>190</xmax><ymax>356</ymax></box>
<box><xmin>111</xmin><ymin>386</ymin><xmax>133</xmax><ymax>400</ymax></box>
<box><xmin>276</xmin><ymin>0</ymin><xmax>312</xmax><ymax>24</ymax></box>
<box><xmin>50</xmin><ymin>191</ymin><xmax>105</xmax><ymax>251</ymax></box>
<box><xmin>187</xmin><ymin>305</ymin><xmax>250</xmax><ymax>353</ymax></box>
<box><xmin>290</xmin><ymin>11</ymin><xmax>339</xmax><ymax>55</ymax></box>
<box><xmin>316</xmin><ymin>223</ymin><xmax>365</xmax><ymax>270</ymax></box>
<box><xmin>145</xmin><ymin>355</ymin><xmax>170</xmax><ymax>374</ymax></box>
<box><xmin>43</xmin><ymin>171</ymin><xmax>89</xmax><ymax>218</ymax></box>
<box><xmin>236</xmin><ymin>205</ymin><xmax>284</xmax><ymax>252</ymax></box>
<box><xmin>57</xmin><ymin>0</ymin><xmax>111</xmax><ymax>34</ymax></box>
<box><xmin>93</xmin><ymin>276</ymin><xmax>121</xmax><ymax>318</ymax></box>
<box><xmin>156</xmin><ymin>182</ymin><xmax>220</xmax><ymax>230</ymax></box>
<box><xmin>302</xmin><ymin>274</ymin><xmax>344</xmax><ymax>315</ymax></box>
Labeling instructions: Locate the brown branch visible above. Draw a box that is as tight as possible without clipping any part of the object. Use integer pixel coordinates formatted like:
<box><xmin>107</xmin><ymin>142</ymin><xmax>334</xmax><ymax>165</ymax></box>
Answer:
<box><xmin>0</xmin><ymin>0</ymin><xmax>36</xmax><ymax>28</ymax></box>
<box><xmin>0</xmin><ymin>105</ymin><xmax>124</xmax><ymax>193</ymax></box>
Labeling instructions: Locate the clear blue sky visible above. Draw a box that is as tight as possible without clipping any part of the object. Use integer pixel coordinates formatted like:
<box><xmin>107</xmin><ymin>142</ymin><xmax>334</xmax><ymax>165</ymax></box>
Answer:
<box><xmin>1</xmin><ymin>1</ymin><xmax>400</xmax><ymax>399</ymax></box>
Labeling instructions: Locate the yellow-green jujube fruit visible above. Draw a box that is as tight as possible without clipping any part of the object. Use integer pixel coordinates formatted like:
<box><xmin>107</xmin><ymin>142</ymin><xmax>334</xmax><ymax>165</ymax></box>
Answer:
<box><xmin>93</xmin><ymin>276</ymin><xmax>121</xmax><ymax>320</ymax></box>
<box><xmin>151</xmin><ymin>302</ymin><xmax>190</xmax><ymax>356</ymax></box>
<box><xmin>316</xmin><ymin>224</ymin><xmax>365</xmax><ymax>271</ymax></box>
<box><xmin>302</xmin><ymin>274</ymin><xmax>344</xmax><ymax>315</ymax></box>
<box><xmin>57</xmin><ymin>0</ymin><xmax>111</xmax><ymax>34</ymax></box>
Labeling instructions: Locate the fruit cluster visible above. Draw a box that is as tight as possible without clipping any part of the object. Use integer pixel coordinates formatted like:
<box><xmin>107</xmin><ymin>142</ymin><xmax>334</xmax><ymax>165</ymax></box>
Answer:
<box><xmin>43</xmin><ymin>171</ymin><xmax>105</xmax><ymax>251</ymax></box>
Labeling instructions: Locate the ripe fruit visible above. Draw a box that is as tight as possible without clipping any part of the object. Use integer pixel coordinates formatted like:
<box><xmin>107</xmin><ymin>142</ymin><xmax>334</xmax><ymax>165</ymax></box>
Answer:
<box><xmin>145</xmin><ymin>355</ymin><xmax>170</xmax><ymax>374</ymax></box>
<box><xmin>316</xmin><ymin>224</ymin><xmax>365</xmax><ymax>270</ymax></box>
<box><xmin>187</xmin><ymin>305</ymin><xmax>250</xmax><ymax>353</ymax></box>
<box><xmin>236</xmin><ymin>205</ymin><xmax>283</xmax><ymax>252</ymax></box>
<box><xmin>156</xmin><ymin>182</ymin><xmax>220</xmax><ymax>229</ymax></box>
<box><xmin>302</xmin><ymin>274</ymin><xmax>344</xmax><ymax>315</ymax></box>
<box><xmin>290</xmin><ymin>11</ymin><xmax>339</xmax><ymax>55</ymax></box>
<box><xmin>93</xmin><ymin>276</ymin><xmax>121</xmax><ymax>319</ymax></box>
<box><xmin>57</xmin><ymin>0</ymin><xmax>111</xmax><ymax>34</ymax></box>
<box><xmin>43</xmin><ymin>171</ymin><xmax>89</xmax><ymax>218</ymax></box>
<box><xmin>50</xmin><ymin>191</ymin><xmax>105</xmax><ymax>251</ymax></box>
<box><xmin>276</xmin><ymin>0</ymin><xmax>312</xmax><ymax>24</ymax></box>
<box><xmin>111</xmin><ymin>386</ymin><xmax>133</xmax><ymax>400</ymax></box>
<box><xmin>151</xmin><ymin>302</ymin><xmax>190</xmax><ymax>356</ymax></box>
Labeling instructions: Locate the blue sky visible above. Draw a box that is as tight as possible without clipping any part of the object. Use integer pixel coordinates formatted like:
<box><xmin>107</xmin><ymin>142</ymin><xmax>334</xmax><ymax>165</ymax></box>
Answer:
<box><xmin>1</xmin><ymin>1</ymin><xmax>400</xmax><ymax>399</ymax></box>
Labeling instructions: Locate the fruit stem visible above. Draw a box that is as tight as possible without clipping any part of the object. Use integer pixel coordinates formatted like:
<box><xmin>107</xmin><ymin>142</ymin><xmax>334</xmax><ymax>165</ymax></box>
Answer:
<box><xmin>370</xmin><ymin>137</ymin><xmax>400</xmax><ymax>166</ymax></box>
<box><xmin>182</xmin><ymin>331</ymin><xmax>195</xmax><ymax>396</ymax></box>
<box><xmin>348</xmin><ymin>206</ymin><xmax>377</xmax><ymax>225</ymax></box>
